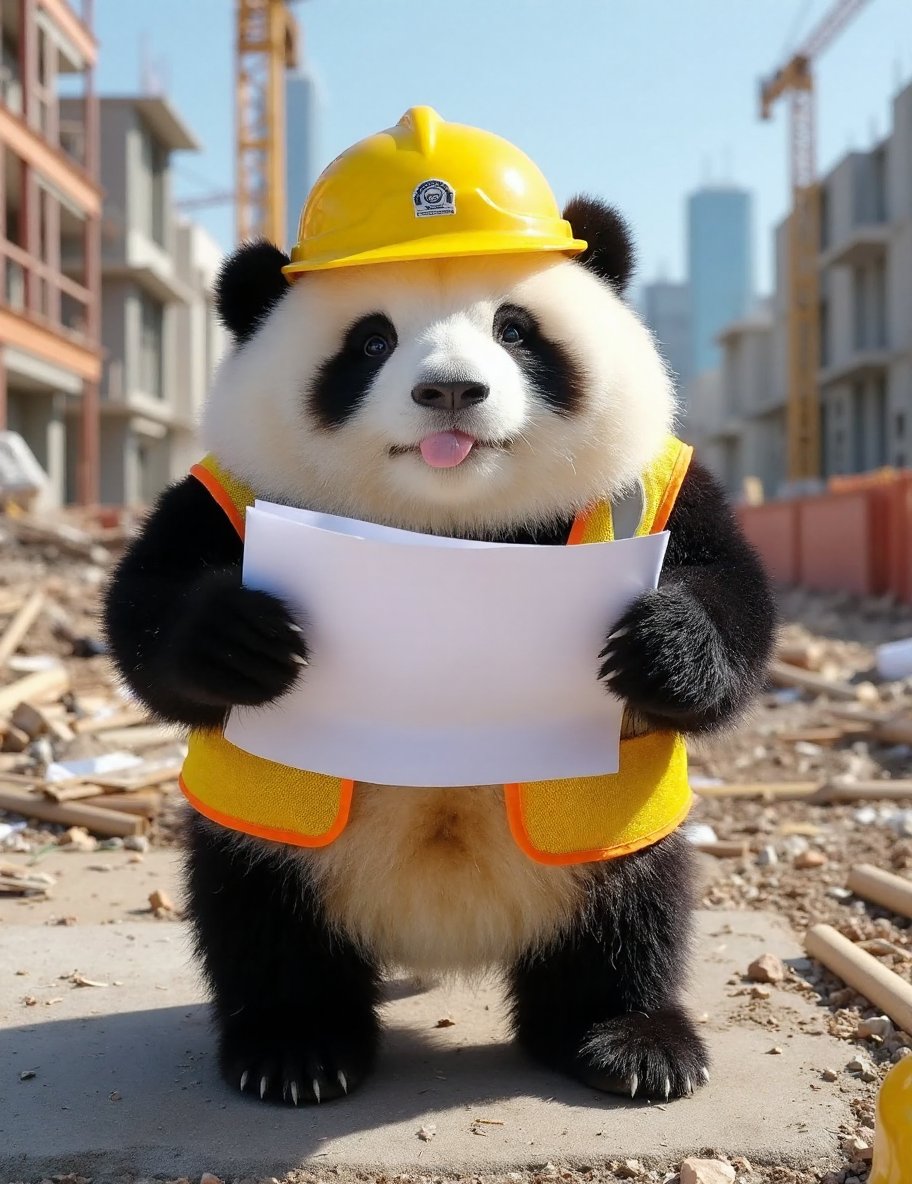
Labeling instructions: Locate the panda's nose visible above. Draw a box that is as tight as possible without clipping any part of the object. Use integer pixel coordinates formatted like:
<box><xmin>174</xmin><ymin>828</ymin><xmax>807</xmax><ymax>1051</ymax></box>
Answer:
<box><xmin>411</xmin><ymin>381</ymin><xmax>489</xmax><ymax>411</ymax></box>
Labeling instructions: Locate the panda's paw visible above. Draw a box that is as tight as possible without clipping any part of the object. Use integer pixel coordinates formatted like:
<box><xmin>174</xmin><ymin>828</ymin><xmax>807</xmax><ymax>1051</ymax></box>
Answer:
<box><xmin>573</xmin><ymin>1008</ymin><xmax>709</xmax><ymax>1101</ymax></box>
<box><xmin>223</xmin><ymin>1030</ymin><xmax>372</xmax><ymax>1106</ymax></box>
<box><xmin>168</xmin><ymin>571</ymin><xmax>308</xmax><ymax>712</ymax></box>
<box><xmin>598</xmin><ymin>585</ymin><xmax>736</xmax><ymax>731</ymax></box>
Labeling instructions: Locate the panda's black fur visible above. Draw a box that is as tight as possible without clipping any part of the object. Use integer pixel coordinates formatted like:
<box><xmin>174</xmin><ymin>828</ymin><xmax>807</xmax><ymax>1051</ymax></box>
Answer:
<box><xmin>104</xmin><ymin>197</ymin><xmax>775</xmax><ymax>1107</ymax></box>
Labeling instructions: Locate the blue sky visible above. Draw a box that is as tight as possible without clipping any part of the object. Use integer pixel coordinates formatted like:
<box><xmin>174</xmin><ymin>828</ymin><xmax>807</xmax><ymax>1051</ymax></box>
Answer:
<box><xmin>94</xmin><ymin>0</ymin><xmax>912</xmax><ymax>297</ymax></box>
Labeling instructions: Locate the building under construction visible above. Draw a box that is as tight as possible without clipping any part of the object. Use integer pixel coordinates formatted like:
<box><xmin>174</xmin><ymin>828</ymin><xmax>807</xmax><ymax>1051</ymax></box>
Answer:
<box><xmin>687</xmin><ymin>75</ymin><xmax>912</xmax><ymax>500</ymax></box>
<box><xmin>0</xmin><ymin>0</ymin><xmax>101</xmax><ymax>506</ymax></box>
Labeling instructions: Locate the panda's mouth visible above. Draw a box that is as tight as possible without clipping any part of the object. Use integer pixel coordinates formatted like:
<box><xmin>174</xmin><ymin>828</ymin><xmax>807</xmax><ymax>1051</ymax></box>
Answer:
<box><xmin>389</xmin><ymin>431</ymin><xmax>510</xmax><ymax>469</ymax></box>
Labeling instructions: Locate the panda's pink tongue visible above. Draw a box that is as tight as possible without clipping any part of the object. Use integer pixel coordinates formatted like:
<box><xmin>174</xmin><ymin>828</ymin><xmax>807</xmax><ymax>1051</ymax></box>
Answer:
<box><xmin>418</xmin><ymin>430</ymin><xmax>476</xmax><ymax>468</ymax></box>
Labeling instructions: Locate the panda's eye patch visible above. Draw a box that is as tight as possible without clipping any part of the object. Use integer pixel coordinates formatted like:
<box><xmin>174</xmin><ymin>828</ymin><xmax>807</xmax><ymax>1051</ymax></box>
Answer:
<box><xmin>494</xmin><ymin>304</ymin><xmax>535</xmax><ymax>348</ymax></box>
<box><xmin>344</xmin><ymin>313</ymin><xmax>397</xmax><ymax>362</ymax></box>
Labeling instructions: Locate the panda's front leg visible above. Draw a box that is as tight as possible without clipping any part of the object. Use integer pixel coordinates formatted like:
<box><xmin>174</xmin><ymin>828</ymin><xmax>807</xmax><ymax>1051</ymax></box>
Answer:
<box><xmin>507</xmin><ymin>833</ymin><xmax>708</xmax><ymax>1099</ymax></box>
<box><xmin>185</xmin><ymin>815</ymin><xmax>382</xmax><ymax>1105</ymax></box>
<box><xmin>597</xmin><ymin>463</ymin><xmax>775</xmax><ymax>735</ymax></box>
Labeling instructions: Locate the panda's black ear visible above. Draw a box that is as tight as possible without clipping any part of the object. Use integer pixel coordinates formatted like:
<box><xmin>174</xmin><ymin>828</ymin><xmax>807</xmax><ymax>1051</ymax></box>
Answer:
<box><xmin>562</xmin><ymin>197</ymin><xmax>635</xmax><ymax>295</ymax></box>
<box><xmin>216</xmin><ymin>240</ymin><xmax>292</xmax><ymax>343</ymax></box>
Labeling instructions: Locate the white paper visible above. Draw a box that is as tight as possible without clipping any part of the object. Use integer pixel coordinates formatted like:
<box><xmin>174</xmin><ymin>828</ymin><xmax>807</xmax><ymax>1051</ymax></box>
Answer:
<box><xmin>225</xmin><ymin>503</ymin><xmax>668</xmax><ymax>787</ymax></box>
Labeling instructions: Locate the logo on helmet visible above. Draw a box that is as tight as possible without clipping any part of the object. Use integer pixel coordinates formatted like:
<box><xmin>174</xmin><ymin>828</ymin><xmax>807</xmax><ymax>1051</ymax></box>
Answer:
<box><xmin>413</xmin><ymin>179</ymin><xmax>456</xmax><ymax>219</ymax></box>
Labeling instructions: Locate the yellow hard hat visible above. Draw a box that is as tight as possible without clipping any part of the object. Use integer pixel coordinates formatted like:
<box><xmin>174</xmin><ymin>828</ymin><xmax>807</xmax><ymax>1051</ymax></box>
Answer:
<box><xmin>869</xmin><ymin>1055</ymin><xmax>912</xmax><ymax>1184</ymax></box>
<box><xmin>283</xmin><ymin>106</ymin><xmax>587</xmax><ymax>275</ymax></box>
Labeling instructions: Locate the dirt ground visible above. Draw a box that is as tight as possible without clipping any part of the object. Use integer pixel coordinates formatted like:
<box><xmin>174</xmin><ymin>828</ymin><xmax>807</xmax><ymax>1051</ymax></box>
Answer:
<box><xmin>2</xmin><ymin>520</ymin><xmax>912</xmax><ymax>1184</ymax></box>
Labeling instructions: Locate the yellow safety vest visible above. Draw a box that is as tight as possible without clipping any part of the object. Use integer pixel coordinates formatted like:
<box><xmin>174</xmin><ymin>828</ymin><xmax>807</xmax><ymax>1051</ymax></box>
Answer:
<box><xmin>180</xmin><ymin>436</ymin><xmax>694</xmax><ymax>865</ymax></box>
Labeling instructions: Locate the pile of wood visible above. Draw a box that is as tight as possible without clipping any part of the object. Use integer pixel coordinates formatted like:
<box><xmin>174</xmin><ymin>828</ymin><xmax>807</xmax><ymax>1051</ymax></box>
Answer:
<box><xmin>0</xmin><ymin>509</ymin><xmax>184</xmax><ymax>855</ymax></box>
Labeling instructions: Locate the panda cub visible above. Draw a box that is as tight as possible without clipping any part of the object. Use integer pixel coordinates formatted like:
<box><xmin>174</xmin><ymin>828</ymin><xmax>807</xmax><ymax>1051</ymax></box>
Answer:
<box><xmin>105</xmin><ymin>193</ymin><xmax>774</xmax><ymax>1107</ymax></box>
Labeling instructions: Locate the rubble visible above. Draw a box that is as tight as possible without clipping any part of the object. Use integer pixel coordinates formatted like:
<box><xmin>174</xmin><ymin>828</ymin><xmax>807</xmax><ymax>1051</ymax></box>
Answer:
<box><xmin>0</xmin><ymin>506</ymin><xmax>185</xmax><ymax>856</ymax></box>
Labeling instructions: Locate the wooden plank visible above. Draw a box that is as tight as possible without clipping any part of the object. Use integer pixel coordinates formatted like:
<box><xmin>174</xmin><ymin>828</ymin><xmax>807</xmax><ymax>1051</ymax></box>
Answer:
<box><xmin>0</xmin><ymin>666</ymin><xmax>69</xmax><ymax>716</ymax></box>
<box><xmin>98</xmin><ymin>791</ymin><xmax>162</xmax><ymax>816</ymax></box>
<box><xmin>41</xmin><ymin>781</ymin><xmax>107</xmax><ymax>803</ymax></box>
<box><xmin>806</xmin><ymin>924</ymin><xmax>912</xmax><ymax>1035</ymax></box>
<box><xmin>776</xmin><ymin>640</ymin><xmax>826</xmax><ymax>671</ymax></box>
<box><xmin>74</xmin><ymin>707</ymin><xmax>149</xmax><ymax>735</ymax></box>
<box><xmin>776</xmin><ymin>726</ymin><xmax>849</xmax><ymax>745</ymax></box>
<box><xmin>823</xmin><ymin>781</ymin><xmax>912</xmax><ymax>802</ymax></box>
<box><xmin>693</xmin><ymin>781</ymin><xmax>823</xmax><ymax>800</ymax></box>
<box><xmin>0</xmin><ymin>586</ymin><xmax>45</xmax><ymax>670</ymax></box>
<box><xmin>94</xmin><ymin>761</ymin><xmax>183</xmax><ymax>792</ymax></box>
<box><xmin>847</xmin><ymin>865</ymin><xmax>912</xmax><ymax>922</ymax></box>
<box><xmin>768</xmin><ymin>661</ymin><xmax>875</xmax><ymax>702</ymax></box>
<box><xmin>693</xmin><ymin>839</ymin><xmax>750</xmax><ymax>858</ymax></box>
<box><xmin>98</xmin><ymin>724</ymin><xmax>178</xmax><ymax>750</ymax></box>
<box><xmin>0</xmin><ymin>788</ymin><xmax>145</xmax><ymax>836</ymax></box>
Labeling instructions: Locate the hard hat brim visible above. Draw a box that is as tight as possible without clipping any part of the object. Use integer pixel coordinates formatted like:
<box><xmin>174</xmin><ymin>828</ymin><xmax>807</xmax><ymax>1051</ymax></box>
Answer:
<box><xmin>282</xmin><ymin>231</ymin><xmax>588</xmax><ymax>276</ymax></box>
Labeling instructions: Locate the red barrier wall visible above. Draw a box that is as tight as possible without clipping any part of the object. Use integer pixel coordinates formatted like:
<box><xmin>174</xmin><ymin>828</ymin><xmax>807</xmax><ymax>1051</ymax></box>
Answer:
<box><xmin>797</xmin><ymin>492</ymin><xmax>877</xmax><ymax>596</ymax></box>
<box><xmin>737</xmin><ymin>503</ymin><xmax>800</xmax><ymax>585</ymax></box>
<box><xmin>738</xmin><ymin>471</ymin><xmax>912</xmax><ymax>603</ymax></box>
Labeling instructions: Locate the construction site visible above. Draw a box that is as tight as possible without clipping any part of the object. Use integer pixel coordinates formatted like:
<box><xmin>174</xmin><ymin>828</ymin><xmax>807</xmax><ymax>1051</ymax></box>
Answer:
<box><xmin>1</xmin><ymin>3</ymin><xmax>912</xmax><ymax>1184</ymax></box>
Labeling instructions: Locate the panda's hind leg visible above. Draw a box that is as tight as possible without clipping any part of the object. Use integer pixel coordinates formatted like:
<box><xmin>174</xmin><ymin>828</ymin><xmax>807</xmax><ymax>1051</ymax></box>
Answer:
<box><xmin>507</xmin><ymin>833</ymin><xmax>709</xmax><ymax>1100</ymax></box>
<box><xmin>184</xmin><ymin>815</ymin><xmax>382</xmax><ymax>1105</ymax></box>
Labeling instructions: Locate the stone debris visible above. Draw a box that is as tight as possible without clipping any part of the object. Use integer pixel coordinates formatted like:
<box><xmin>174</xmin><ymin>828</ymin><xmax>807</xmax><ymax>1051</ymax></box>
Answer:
<box><xmin>148</xmin><ymin>887</ymin><xmax>177</xmax><ymax>917</ymax></box>
<box><xmin>847</xmin><ymin>1055</ymin><xmax>879</xmax><ymax>1082</ymax></box>
<box><xmin>855</xmin><ymin>1014</ymin><xmax>894</xmax><ymax>1040</ymax></box>
<box><xmin>746</xmin><ymin>952</ymin><xmax>786</xmax><ymax>983</ymax></box>
<box><xmin>793</xmin><ymin>849</ymin><xmax>828</xmax><ymax>869</ymax></box>
<box><xmin>679</xmin><ymin>1159</ymin><xmax>736</xmax><ymax>1184</ymax></box>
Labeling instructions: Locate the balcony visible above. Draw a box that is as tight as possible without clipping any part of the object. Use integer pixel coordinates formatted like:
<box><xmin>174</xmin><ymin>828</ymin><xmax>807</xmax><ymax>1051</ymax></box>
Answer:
<box><xmin>818</xmin><ymin>347</ymin><xmax>893</xmax><ymax>388</ymax></box>
<box><xmin>0</xmin><ymin>235</ymin><xmax>91</xmax><ymax>341</ymax></box>
<box><xmin>102</xmin><ymin>229</ymin><xmax>192</xmax><ymax>304</ymax></box>
<box><xmin>819</xmin><ymin>222</ymin><xmax>890</xmax><ymax>270</ymax></box>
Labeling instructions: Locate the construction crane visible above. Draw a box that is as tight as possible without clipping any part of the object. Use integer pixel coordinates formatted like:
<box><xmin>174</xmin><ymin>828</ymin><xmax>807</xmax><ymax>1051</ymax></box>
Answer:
<box><xmin>236</xmin><ymin>0</ymin><xmax>300</xmax><ymax>244</ymax></box>
<box><xmin>759</xmin><ymin>0</ymin><xmax>872</xmax><ymax>484</ymax></box>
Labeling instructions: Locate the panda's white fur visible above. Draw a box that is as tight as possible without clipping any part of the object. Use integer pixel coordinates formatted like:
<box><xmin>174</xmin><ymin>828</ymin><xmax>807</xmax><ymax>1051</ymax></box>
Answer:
<box><xmin>200</xmin><ymin>251</ymin><xmax>677</xmax><ymax>975</ymax></box>
<box><xmin>202</xmin><ymin>254</ymin><xmax>675</xmax><ymax>536</ymax></box>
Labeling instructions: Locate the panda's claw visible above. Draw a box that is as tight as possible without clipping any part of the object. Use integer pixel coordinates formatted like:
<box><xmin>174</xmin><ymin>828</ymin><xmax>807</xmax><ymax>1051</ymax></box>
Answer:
<box><xmin>239</xmin><ymin>1069</ymin><xmax>249</xmax><ymax>1093</ymax></box>
<box><xmin>684</xmin><ymin>1075</ymin><xmax>693</xmax><ymax>1096</ymax></box>
<box><xmin>291</xmin><ymin>652</ymin><xmax>309</xmax><ymax>666</ymax></box>
<box><xmin>629</xmin><ymin>1073</ymin><xmax>638</xmax><ymax>1098</ymax></box>
<box><xmin>663</xmin><ymin>1075</ymin><xmax>671</xmax><ymax>1100</ymax></box>
<box><xmin>338</xmin><ymin>1070</ymin><xmax>348</xmax><ymax>1095</ymax></box>
<box><xmin>312</xmin><ymin>1078</ymin><xmax>321</xmax><ymax>1104</ymax></box>
<box><xmin>259</xmin><ymin>1075</ymin><xmax>268</xmax><ymax>1100</ymax></box>
<box><xmin>290</xmin><ymin>1080</ymin><xmax>299</xmax><ymax>1107</ymax></box>
<box><xmin>701</xmin><ymin>1066</ymin><xmax>710</xmax><ymax>1084</ymax></box>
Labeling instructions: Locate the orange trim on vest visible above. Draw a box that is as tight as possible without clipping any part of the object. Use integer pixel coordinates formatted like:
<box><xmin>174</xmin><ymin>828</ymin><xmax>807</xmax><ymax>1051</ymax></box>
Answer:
<box><xmin>180</xmin><ymin>773</ymin><xmax>355</xmax><ymax>848</ymax></box>
<box><xmin>566</xmin><ymin>509</ymin><xmax>590</xmax><ymax>545</ymax></box>
<box><xmin>652</xmin><ymin>443</ymin><xmax>694</xmax><ymax>534</ymax></box>
<box><xmin>503</xmin><ymin>777</ymin><xmax>691</xmax><ymax>866</ymax></box>
<box><xmin>190</xmin><ymin>462</ymin><xmax>247</xmax><ymax>540</ymax></box>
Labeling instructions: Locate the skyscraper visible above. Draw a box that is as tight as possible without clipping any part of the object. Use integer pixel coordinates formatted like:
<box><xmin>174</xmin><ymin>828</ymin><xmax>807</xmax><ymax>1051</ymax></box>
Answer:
<box><xmin>687</xmin><ymin>187</ymin><xmax>753</xmax><ymax>375</ymax></box>
<box><xmin>640</xmin><ymin>281</ymin><xmax>693</xmax><ymax>392</ymax></box>
<box><xmin>285</xmin><ymin>64</ymin><xmax>321</xmax><ymax>251</ymax></box>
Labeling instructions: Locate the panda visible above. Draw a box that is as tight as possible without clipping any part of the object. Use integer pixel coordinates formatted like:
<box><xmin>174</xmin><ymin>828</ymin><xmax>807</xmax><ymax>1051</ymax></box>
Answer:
<box><xmin>104</xmin><ymin>113</ymin><xmax>775</xmax><ymax>1110</ymax></box>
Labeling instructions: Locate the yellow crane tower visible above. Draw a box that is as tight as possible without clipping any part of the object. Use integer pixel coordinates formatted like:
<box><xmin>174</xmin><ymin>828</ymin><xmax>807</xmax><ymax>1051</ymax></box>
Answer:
<box><xmin>236</xmin><ymin>0</ymin><xmax>300</xmax><ymax>245</ymax></box>
<box><xmin>759</xmin><ymin>0</ymin><xmax>872</xmax><ymax>484</ymax></box>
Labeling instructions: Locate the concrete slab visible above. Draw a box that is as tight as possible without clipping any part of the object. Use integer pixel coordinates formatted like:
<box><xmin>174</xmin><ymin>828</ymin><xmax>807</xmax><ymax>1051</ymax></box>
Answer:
<box><xmin>0</xmin><ymin>911</ymin><xmax>849</xmax><ymax>1180</ymax></box>
<box><xmin>0</xmin><ymin>848</ymin><xmax>182</xmax><ymax>927</ymax></box>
